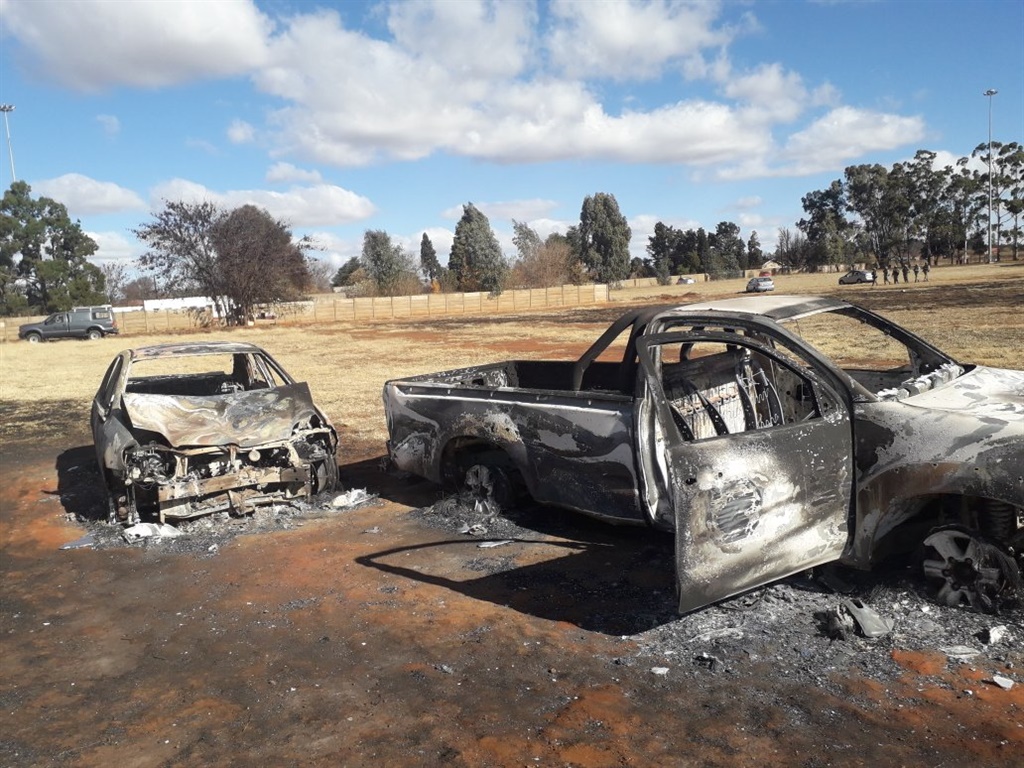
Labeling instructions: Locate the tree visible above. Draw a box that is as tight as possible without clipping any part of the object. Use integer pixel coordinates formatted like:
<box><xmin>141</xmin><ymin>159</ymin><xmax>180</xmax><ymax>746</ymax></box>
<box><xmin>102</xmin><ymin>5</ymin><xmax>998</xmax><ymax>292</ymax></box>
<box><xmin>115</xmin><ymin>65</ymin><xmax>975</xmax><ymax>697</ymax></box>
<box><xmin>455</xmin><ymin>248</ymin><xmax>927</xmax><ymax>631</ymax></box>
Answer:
<box><xmin>994</xmin><ymin>142</ymin><xmax>1024</xmax><ymax>259</ymax></box>
<box><xmin>419</xmin><ymin>233</ymin><xmax>443</xmax><ymax>282</ymax></box>
<box><xmin>449</xmin><ymin>203</ymin><xmax>507</xmax><ymax>295</ymax></box>
<box><xmin>510</xmin><ymin>222</ymin><xmax>573</xmax><ymax>288</ymax></box>
<box><xmin>577</xmin><ymin>193</ymin><xmax>631</xmax><ymax>284</ymax></box>
<box><xmin>332</xmin><ymin>257</ymin><xmax>363</xmax><ymax>287</ymax></box>
<box><xmin>361</xmin><ymin>229</ymin><xmax>417</xmax><ymax>297</ymax></box>
<box><xmin>100</xmin><ymin>261</ymin><xmax>129</xmax><ymax>304</ymax></box>
<box><xmin>844</xmin><ymin>163</ymin><xmax>914</xmax><ymax>267</ymax></box>
<box><xmin>799</xmin><ymin>180</ymin><xmax>853</xmax><ymax>270</ymax></box>
<box><xmin>210</xmin><ymin>205</ymin><xmax>312</xmax><ymax>324</ymax></box>
<box><xmin>135</xmin><ymin>200</ymin><xmax>312</xmax><ymax>325</ymax></box>
<box><xmin>747</xmin><ymin>231</ymin><xmax>763</xmax><ymax>267</ymax></box>
<box><xmin>305</xmin><ymin>258</ymin><xmax>334</xmax><ymax>293</ymax></box>
<box><xmin>710</xmin><ymin>221</ymin><xmax>745</xmax><ymax>273</ymax></box>
<box><xmin>122</xmin><ymin>275</ymin><xmax>161</xmax><ymax>303</ymax></box>
<box><xmin>0</xmin><ymin>181</ymin><xmax>106</xmax><ymax>315</ymax></box>
<box><xmin>774</xmin><ymin>226</ymin><xmax>809</xmax><ymax>269</ymax></box>
<box><xmin>646</xmin><ymin>222</ymin><xmax>679</xmax><ymax>284</ymax></box>
<box><xmin>135</xmin><ymin>200</ymin><xmax>226</xmax><ymax>311</ymax></box>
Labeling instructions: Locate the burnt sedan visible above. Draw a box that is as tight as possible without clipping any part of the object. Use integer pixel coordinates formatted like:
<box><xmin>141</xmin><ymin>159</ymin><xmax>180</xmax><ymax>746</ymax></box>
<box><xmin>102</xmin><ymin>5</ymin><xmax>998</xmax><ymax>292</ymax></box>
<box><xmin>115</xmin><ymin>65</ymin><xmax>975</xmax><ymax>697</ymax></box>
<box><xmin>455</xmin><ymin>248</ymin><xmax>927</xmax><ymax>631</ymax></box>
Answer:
<box><xmin>92</xmin><ymin>342</ymin><xmax>338</xmax><ymax>524</ymax></box>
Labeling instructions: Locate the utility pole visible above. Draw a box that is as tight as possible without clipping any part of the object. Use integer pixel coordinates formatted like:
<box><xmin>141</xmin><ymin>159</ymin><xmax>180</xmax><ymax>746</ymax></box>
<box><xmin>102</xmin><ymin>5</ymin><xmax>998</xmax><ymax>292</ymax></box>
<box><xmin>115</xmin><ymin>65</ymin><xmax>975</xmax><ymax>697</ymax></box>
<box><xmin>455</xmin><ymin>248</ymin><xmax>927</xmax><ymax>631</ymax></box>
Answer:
<box><xmin>0</xmin><ymin>104</ymin><xmax>15</xmax><ymax>183</ymax></box>
<box><xmin>984</xmin><ymin>89</ymin><xmax>997</xmax><ymax>263</ymax></box>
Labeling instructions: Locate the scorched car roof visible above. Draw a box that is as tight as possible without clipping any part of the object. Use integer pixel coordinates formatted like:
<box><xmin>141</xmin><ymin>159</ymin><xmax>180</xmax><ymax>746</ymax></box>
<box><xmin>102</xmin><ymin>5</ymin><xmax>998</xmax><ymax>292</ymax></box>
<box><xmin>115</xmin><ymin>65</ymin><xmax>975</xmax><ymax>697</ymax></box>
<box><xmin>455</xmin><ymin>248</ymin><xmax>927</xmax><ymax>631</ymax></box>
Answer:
<box><xmin>126</xmin><ymin>341</ymin><xmax>267</xmax><ymax>360</ymax></box>
<box><xmin>658</xmin><ymin>294</ymin><xmax>846</xmax><ymax>321</ymax></box>
<box><xmin>612</xmin><ymin>295</ymin><xmax>849</xmax><ymax>332</ymax></box>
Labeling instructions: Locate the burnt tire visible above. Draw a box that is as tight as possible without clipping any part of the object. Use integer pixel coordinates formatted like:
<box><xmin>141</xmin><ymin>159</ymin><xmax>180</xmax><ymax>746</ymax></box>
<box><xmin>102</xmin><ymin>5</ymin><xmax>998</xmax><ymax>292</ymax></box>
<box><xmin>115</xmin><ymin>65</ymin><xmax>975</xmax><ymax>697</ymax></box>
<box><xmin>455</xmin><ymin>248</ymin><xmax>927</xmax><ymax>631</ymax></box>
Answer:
<box><xmin>313</xmin><ymin>457</ymin><xmax>339</xmax><ymax>494</ymax></box>
<box><xmin>462</xmin><ymin>461</ymin><xmax>522</xmax><ymax>512</ymax></box>
<box><xmin>921</xmin><ymin>525</ymin><xmax>1022</xmax><ymax>612</ymax></box>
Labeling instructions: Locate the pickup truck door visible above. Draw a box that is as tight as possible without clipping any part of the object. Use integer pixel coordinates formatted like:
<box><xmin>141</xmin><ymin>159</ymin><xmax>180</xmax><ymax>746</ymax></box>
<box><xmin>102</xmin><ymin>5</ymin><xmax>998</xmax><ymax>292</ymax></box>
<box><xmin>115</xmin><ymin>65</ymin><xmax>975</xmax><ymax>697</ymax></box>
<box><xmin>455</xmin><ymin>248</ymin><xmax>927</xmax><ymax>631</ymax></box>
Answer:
<box><xmin>635</xmin><ymin>331</ymin><xmax>854</xmax><ymax>613</ymax></box>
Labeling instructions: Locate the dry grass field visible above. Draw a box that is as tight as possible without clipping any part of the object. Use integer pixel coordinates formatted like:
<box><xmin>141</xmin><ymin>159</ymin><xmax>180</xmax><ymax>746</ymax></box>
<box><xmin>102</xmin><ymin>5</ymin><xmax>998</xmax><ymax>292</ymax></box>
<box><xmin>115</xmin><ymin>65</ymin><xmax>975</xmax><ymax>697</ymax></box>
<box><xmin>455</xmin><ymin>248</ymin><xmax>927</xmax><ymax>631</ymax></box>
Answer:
<box><xmin>1</xmin><ymin>261</ymin><xmax>1022</xmax><ymax>456</ymax></box>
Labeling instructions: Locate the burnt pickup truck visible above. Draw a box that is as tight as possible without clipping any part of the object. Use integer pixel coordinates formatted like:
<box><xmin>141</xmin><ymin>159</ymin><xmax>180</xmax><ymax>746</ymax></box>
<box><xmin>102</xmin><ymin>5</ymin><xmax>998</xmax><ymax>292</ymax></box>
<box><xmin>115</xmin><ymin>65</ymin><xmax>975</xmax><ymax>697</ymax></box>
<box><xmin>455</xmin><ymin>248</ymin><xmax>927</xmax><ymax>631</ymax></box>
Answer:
<box><xmin>384</xmin><ymin>296</ymin><xmax>1023</xmax><ymax>613</ymax></box>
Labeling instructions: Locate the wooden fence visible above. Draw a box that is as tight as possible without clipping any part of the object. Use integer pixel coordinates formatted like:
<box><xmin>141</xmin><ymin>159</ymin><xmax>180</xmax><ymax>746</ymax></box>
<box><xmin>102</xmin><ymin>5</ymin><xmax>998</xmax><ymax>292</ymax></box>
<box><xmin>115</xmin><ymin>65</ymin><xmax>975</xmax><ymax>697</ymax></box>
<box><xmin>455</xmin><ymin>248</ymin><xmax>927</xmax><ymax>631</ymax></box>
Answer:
<box><xmin>1</xmin><ymin>283</ymin><xmax>610</xmax><ymax>342</ymax></box>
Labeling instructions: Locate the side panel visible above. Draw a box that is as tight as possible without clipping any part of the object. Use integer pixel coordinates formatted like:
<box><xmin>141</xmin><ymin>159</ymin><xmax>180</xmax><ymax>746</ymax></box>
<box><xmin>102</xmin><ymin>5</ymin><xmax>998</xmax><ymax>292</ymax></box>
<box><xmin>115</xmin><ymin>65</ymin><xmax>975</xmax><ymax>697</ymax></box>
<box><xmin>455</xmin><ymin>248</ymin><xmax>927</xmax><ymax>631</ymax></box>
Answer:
<box><xmin>385</xmin><ymin>383</ymin><xmax>644</xmax><ymax>524</ymax></box>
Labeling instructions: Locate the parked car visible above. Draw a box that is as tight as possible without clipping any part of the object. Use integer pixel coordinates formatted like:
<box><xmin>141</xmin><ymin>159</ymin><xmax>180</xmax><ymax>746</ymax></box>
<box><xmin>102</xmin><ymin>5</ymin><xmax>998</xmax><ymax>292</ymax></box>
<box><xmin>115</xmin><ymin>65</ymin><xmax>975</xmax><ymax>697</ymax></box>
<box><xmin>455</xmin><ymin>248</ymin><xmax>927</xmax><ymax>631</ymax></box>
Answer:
<box><xmin>19</xmin><ymin>305</ymin><xmax>118</xmax><ymax>342</ymax></box>
<box><xmin>676</xmin><ymin>277</ymin><xmax>696</xmax><ymax>285</ymax></box>
<box><xmin>92</xmin><ymin>342</ymin><xmax>338</xmax><ymax>524</ymax></box>
<box><xmin>839</xmin><ymin>270</ymin><xmax>876</xmax><ymax>285</ymax></box>
<box><xmin>384</xmin><ymin>296</ymin><xmax>1023</xmax><ymax>613</ymax></box>
<box><xmin>745</xmin><ymin>276</ymin><xmax>775</xmax><ymax>293</ymax></box>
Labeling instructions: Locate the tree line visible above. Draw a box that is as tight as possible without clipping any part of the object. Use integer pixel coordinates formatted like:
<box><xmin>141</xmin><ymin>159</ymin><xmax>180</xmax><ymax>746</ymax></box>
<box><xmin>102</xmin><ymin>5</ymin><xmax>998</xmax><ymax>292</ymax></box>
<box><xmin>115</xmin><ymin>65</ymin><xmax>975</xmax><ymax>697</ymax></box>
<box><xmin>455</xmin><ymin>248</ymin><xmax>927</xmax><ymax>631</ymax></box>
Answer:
<box><xmin>332</xmin><ymin>193</ymin><xmax>633</xmax><ymax>298</ymax></box>
<box><xmin>783</xmin><ymin>143</ymin><xmax>1023</xmax><ymax>271</ymax></box>
<box><xmin>1</xmin><ymin>140</ymin><xmax>1020</xmax><ymax>320</ymax></box>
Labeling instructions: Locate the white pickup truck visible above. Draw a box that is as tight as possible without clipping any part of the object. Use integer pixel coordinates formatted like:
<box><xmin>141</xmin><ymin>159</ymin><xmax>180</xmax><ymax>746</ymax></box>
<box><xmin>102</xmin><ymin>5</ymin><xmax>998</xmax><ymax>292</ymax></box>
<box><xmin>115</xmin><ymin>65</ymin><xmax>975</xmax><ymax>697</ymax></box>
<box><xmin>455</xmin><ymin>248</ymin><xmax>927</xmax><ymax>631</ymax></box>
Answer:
<box><xmin>384</xmin><ymin>296</ymin><xmax>1023</xmax><ymax>613</ymax></box>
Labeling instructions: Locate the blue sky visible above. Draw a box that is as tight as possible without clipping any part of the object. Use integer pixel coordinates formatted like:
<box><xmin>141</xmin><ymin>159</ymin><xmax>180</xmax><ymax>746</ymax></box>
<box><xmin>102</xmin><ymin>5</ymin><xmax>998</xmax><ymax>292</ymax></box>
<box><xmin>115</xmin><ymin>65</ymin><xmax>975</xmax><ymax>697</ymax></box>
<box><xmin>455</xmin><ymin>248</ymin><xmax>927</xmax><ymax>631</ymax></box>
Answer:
<box><xmin>1</xmin><ymin>0</ymin><xmax>1021</xmax><ymax>273</ymax></box>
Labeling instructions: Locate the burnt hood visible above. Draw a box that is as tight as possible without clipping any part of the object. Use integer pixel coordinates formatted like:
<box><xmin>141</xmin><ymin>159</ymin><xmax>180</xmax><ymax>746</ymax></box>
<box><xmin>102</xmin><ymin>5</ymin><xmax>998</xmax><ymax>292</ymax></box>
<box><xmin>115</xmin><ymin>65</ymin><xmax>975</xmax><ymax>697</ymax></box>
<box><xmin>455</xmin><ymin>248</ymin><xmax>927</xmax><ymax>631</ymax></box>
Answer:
<box><xmin>122</xmin><ymin>383</ymin><xmax>319</xmax><ymax>448</ymax></box>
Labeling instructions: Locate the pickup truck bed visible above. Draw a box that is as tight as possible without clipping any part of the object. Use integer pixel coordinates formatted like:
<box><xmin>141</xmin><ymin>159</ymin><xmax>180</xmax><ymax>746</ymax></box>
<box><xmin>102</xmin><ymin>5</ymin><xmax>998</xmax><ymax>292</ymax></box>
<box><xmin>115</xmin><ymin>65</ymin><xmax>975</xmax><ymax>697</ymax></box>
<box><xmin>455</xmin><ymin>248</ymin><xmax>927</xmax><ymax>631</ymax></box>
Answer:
<box><xmin>386</xmin><ymin>359</ymin><xmax>642</xmax><ymax>523</ymax></box>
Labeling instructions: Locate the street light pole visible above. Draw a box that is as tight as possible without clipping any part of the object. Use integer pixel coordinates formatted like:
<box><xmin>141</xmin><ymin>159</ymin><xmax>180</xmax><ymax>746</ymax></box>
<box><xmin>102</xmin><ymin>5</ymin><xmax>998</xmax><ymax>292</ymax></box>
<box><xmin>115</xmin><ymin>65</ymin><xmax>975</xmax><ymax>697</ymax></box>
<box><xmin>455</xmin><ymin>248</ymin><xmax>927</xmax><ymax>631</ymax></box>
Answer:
<box><xmin>0</xmin><ymin>104</ymin><xmax>15</xmax><ymax>184</ymax></box>
<box><xmin>984</xmin><ymin>89</ymin><xmax>998</xmax><ymax>263</ymax></box>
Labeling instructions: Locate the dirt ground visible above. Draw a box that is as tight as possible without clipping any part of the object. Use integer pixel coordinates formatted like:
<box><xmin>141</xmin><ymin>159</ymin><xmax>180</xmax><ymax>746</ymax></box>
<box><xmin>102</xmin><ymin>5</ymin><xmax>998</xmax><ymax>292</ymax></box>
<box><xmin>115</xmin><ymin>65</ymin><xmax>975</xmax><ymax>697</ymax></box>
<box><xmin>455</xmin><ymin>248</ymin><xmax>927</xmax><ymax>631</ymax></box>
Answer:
<box><xmin>2</xmin><ymin>271</ymin><xmax>1023</xmax><ymax>767</ymax></box>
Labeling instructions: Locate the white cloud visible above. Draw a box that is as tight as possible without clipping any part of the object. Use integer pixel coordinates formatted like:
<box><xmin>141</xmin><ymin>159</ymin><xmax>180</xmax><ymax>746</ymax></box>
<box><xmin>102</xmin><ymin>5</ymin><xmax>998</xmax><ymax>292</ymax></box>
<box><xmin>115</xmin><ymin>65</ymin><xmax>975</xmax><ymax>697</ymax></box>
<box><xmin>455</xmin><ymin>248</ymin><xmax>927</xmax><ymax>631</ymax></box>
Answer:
<box><xmin>386</xmin><ymin>0</ymin><xmax>535</xmax><ymax>80</ymax></box>
<box><xmin>734</xmin><ymin>196</ymin><xmax>762</xmax><ymax>209</ymax></box>
<box><xmin>546</xmin><ymin>0</ymin><xmax>734</xmax><ymax>81</ymax></box>
<box><xmin>441</xmin><ymin>198</ymin><xmax>559</xmax><ymax>222</ymax></box>
<box><xmin>780</xmin><ymin>106</ymin><xmax>927</xmax><ymax>174</ymax></box>
<box><xmin>185</xmin><ymin>137</ymin><xmax>219</xmax><ymax>154</ymax></box>
<box><xmin>227</xmin><ymin>119</ymin><xmax>255</xmax><ymax>144</ymax></box>
<box><xmin>149</xmin><ymin>178</ymin><xmax>218</xmax><ymax>205</ymax></box>
<box><xmin>266</xmin><ymin>162</ymin><xmax>322</xmax><ymax>184</ymax></box>
<box><xmin>255</xmin><ymin>5</ymin><xmax>769</xmax><ymax>169</ymax></box>
<box><xmin>302</xmin><ymin>231</ymin><xmax>362</xmax><ymax>268</ymax></box>
<box><xmin>725</xmin><ymin>63</ymin><xmax>809</xmax><ymax>122</ymax></box>
<box><xmin>85</xmin><ymin>230</ymin><xmax>140</xmax><ymax>264</ymax></box>
<box><xmin>96</xmin><ymin>114</ymin><xmax>121</xmax><ymax>137</ymax></box>
<box><xmin>147</xmin><ymin>179</ymin><xmax>376</xmax><ymax>226</ymax></box>
<box><xmin>0</xmin><ymin>0</ymin><xmax>272</xmax><ymax>91</ymax></box>
<box><xmin>3</xmin><ymin>0</ymin><xmax>929</xmax><ymax>184</ymax></box>
<box><xmin>522</xmin><ymin>218</ymin><xmax>573</xmax><ymax>240</ymax></box>
<box><xmin>34</xmin><ymin>173</ymin><xmax>146</xmax><ymax>214</ymax></box>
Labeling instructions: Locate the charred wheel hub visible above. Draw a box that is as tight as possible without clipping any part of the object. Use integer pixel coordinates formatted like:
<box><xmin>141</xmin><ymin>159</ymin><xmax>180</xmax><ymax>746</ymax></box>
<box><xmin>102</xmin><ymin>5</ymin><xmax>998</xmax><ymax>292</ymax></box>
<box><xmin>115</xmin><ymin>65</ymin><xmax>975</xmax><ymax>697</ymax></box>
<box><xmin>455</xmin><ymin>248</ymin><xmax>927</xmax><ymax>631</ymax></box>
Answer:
<box><xmin>922</xmin><ymin>527</ymin><xmax>1020</xmax><ymax>611</ymax></box>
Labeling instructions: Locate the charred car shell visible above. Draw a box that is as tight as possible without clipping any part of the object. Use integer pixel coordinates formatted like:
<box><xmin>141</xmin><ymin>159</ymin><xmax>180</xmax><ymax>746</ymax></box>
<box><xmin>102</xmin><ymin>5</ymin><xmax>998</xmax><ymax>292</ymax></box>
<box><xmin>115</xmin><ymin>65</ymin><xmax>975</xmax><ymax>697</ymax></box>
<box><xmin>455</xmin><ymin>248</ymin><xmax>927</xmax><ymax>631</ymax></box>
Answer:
<box><xmin>92</xmin><ymin>342</ymin><xmax>338</xmax><ymax>524</ymax></box>
<box><xmin>385</xmin><ymin>296</ymin><xmax>1023</xmax><ymax>613</ymax></box>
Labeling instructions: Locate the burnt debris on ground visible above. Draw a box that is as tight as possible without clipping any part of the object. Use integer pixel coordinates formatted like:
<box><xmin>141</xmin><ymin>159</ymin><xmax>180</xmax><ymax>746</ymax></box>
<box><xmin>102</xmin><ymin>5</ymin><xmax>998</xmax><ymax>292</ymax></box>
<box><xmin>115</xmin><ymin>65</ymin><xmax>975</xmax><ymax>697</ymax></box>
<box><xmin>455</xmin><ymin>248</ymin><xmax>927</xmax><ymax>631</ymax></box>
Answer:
<box><xmin>410</xmin><ymin>493</ymin><xmax>1024</xmax><ymax>693</ymax></box>
<box><xmin>58</xmin><ymin>458</ymin><xmax>377</xmax><ymax>556</ymax></box>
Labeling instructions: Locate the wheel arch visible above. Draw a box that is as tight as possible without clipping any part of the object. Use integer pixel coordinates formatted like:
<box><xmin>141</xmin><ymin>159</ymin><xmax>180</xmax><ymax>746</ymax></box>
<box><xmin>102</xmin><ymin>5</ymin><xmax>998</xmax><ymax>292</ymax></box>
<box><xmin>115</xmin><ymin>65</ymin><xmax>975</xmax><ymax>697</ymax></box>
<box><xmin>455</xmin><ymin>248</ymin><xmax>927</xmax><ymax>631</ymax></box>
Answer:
<box><xmin>858</xmin><ymin>492</ymin><xmax>1022</xmax><ymax>568</ymax></box>
<box><xmin>439</xmin><ymin>435</ymin><xmax>529</xmax><ymax>493</ymax></box>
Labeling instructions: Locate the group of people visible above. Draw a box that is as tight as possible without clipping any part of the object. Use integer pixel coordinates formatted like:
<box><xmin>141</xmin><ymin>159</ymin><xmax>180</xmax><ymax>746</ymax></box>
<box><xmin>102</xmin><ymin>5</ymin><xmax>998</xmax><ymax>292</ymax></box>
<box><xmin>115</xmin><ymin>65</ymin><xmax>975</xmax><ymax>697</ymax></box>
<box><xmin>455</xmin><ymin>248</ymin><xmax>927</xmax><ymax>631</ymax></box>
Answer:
<box><xmin>879</xmin><ymin>261</ymin><xmax>929</xmax><ymax>285</ymax></box>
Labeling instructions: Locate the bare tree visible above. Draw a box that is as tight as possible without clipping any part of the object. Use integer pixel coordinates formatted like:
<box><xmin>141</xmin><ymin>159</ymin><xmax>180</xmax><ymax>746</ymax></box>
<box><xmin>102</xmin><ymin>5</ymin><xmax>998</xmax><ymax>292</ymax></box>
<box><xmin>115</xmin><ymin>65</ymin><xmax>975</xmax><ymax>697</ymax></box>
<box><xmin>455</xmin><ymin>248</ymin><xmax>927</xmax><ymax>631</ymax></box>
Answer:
<box><xmin>511</xmin><ymin>222</ymin><xmax>573</xmax><ymax>288</ymax></box>
<box><xmin>100</xmin><ymin>261</ymin><xmax>129</xmax><ymax>304</ymax></box>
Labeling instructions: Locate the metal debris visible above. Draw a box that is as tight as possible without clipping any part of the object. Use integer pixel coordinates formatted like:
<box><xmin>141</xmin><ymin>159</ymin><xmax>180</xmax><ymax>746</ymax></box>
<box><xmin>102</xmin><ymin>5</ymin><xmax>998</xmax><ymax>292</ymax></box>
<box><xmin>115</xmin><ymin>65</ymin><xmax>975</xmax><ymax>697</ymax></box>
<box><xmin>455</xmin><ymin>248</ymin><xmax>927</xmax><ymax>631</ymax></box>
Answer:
<box><xmin>59</xmin><ymin>533</ymin><xmax>97</xmax><ymax>550</ymax></box>
<box><xmin>941</xmin><ymin>645</ymin><xmax>981</xmax><ymax>661</ymax></box>
<box><xmin>123</xmin><ymin>523</ymin><xmax>185</xmax><ymax>543</ymax></box>
<box><xmin>842</xmin><ymin>598</ymin><xmax>895</xmax><ymax>638</ymax></box>
<box><xmin>991</xmin><ymin>674</ymin><xmax>1015</xmax><ymax>690</ymax></box>
<box><xmin>331</xmin><ymin>488</ymin><xmax>376</xmax><ymax>509</ymax></box>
